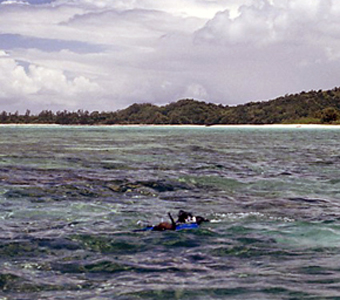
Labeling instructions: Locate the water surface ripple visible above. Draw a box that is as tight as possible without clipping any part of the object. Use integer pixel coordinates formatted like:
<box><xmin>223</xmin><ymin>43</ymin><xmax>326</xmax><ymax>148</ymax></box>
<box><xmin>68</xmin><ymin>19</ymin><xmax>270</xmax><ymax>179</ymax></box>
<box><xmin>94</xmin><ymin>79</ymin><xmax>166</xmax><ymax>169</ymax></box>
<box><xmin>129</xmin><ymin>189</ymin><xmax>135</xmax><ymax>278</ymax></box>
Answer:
<box><xmin>1</xmin><ymin>125</ymin><xmax>340</xmax><ymax>299</ymax></box>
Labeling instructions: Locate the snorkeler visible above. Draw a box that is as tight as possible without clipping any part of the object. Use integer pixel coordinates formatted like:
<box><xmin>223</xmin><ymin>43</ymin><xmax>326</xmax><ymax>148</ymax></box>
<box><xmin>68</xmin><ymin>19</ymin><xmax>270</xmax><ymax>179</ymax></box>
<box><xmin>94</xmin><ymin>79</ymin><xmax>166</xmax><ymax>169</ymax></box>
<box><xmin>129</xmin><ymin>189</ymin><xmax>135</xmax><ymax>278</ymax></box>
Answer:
<box><xmin>136</xmin><ymin>210</ymin><xmax>209</xmax><ymax>232</ymax></box>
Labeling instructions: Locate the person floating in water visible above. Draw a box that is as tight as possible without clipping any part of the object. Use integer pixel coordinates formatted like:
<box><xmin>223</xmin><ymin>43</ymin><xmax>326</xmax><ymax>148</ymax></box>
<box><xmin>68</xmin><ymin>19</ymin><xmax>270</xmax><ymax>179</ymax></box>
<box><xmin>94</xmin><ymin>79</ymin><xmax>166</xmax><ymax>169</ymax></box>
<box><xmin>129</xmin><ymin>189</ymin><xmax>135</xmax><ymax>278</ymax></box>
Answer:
<box><xmin>137</xmin><ymin>210</ymin><xmax>209</xmax><ymax>231</ymax></box>
<box><xmin>152</xmin><ymin>212</ymin><xmax>177</xmax><ymax>231</ymax></box>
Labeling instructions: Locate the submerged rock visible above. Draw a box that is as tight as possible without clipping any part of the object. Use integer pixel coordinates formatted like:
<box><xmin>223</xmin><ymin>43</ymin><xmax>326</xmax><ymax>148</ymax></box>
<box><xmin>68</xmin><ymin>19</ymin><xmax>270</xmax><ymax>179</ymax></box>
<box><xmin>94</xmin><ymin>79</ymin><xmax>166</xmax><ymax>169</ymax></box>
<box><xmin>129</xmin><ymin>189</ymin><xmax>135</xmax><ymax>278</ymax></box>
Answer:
<box><xmin>138</xmin><ymin>179</ymin><xmax>194</xmax><ymax>192</ymax></box>
<box><xmin>106</xmin><ymin>179</ymin><xmax>194</xmax><ymax>195</ymax></box>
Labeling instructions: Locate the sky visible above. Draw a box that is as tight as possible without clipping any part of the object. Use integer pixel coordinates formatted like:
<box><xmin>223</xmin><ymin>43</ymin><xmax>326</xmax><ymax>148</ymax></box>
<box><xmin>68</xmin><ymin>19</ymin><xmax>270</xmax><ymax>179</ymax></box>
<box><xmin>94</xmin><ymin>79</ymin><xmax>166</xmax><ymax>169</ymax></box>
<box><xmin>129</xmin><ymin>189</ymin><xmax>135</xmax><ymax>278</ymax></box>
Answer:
<box><xmin>1</xmin><ymin>0</ymin><xmax>340</xmax><ymax>113</ymax></box>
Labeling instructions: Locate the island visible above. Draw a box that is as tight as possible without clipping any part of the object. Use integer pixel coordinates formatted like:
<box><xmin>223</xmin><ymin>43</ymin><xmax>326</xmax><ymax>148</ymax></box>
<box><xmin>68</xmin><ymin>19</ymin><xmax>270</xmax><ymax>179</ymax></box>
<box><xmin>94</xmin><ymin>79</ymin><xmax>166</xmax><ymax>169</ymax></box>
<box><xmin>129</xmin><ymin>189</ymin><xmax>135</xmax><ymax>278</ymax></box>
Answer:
<box><xmin>1</xmin><ymin>87</ymin><xmax>340</xmax><ymax>125</ymax></box>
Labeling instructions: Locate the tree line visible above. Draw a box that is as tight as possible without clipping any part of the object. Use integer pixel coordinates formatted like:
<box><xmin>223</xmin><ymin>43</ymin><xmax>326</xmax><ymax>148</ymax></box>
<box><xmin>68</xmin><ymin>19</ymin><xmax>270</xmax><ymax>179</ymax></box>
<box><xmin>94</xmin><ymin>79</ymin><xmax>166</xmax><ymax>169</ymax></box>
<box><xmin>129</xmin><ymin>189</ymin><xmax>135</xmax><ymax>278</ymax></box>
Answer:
<box><xmin>1</xmin><ymin>87</ymin><xmax>340</xmax><ymax>125</ymax></box>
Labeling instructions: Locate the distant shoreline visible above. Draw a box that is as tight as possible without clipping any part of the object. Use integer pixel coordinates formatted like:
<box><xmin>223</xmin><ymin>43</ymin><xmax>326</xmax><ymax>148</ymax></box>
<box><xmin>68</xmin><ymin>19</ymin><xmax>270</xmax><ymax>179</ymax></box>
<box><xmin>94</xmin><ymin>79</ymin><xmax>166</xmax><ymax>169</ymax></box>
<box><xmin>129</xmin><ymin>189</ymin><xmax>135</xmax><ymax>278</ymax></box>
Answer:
<box><xmin>1</xmin><ymin>123</ymin><xmax>340</xmax><ymax>129</ymax></box>
<box><xmin>2</xmin><ymin>89</ymin><xmax>340</xmax><ymax>125</ymax></box>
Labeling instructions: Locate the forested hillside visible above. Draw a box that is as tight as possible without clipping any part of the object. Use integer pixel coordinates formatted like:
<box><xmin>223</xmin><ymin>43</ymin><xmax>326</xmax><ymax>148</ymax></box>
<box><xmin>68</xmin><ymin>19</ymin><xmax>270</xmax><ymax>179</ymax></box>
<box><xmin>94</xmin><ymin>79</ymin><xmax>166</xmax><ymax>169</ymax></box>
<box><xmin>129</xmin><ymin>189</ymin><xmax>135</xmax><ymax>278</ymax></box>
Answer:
<box><xmin>1</xmin><ymin>87</ymin><xmax>340</xmax><ymax>125</ymax></box>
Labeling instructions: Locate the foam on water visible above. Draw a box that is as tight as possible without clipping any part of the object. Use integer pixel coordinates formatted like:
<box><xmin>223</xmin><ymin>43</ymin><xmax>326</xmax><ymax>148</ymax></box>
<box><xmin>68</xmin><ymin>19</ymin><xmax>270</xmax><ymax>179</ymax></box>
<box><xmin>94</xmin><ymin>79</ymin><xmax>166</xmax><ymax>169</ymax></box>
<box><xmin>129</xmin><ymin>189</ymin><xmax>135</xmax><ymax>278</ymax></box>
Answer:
<box><xmin>211</xmin><ymin>212</ymin><xmax>295</xmax><ymax>223</ymax></box>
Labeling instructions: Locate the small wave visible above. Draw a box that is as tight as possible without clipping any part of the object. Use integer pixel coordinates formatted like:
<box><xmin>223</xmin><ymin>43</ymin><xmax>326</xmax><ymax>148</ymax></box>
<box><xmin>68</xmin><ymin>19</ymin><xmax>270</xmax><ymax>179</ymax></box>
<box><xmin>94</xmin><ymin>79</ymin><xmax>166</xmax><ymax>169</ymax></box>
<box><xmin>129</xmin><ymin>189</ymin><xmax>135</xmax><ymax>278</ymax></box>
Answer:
<box><xmin>211</xmin><ymin>212</ymin><xmax>294</xmax><ymax>223</ymax></box>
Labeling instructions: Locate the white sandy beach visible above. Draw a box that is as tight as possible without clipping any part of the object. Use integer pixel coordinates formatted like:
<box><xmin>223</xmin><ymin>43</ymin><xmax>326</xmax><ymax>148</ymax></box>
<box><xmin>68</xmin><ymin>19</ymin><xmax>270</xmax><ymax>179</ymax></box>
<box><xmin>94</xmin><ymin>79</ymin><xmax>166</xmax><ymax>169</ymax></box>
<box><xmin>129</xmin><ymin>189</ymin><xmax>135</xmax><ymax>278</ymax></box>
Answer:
<box><xmin>0</xmin><ymin>123</ymin><xmax>340</xmax><ymax>129</ymax></box>
<box><xmin>208</xmin><ymin>124</ymin><xmax>340</xmax><ymax>129</ymax></box>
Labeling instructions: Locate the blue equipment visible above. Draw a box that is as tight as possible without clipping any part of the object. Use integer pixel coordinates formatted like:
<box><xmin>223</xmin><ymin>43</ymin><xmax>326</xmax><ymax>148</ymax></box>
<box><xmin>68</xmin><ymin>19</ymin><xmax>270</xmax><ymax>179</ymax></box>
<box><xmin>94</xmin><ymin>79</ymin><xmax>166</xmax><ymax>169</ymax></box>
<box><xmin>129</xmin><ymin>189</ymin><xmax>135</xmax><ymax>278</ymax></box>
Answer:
<box><xmin>136</xmin><ymin>223</ymin><xmax>199</xmax><ymax>232</ymax></box>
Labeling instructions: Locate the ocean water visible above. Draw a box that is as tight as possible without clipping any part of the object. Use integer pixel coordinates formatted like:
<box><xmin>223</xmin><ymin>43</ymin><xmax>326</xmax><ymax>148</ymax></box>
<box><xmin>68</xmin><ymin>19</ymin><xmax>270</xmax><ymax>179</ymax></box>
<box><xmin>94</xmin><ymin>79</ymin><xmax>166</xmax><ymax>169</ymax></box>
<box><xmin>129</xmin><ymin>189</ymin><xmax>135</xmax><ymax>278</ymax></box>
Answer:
<box><xmin>1</xmin><ymin>125</ymin><xmax>340</xmax><ymax>299</ymax></box>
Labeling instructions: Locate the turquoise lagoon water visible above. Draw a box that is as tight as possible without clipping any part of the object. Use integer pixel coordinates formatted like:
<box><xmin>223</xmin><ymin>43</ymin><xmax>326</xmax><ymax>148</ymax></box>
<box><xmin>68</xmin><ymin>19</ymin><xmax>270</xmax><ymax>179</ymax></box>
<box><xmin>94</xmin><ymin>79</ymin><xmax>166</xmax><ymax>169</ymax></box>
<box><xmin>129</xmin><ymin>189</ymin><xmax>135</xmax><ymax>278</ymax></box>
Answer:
<box><xmin>1</xmin><ymin>125</ymin><xmax>340</xmax><ymax>299</ymax></box>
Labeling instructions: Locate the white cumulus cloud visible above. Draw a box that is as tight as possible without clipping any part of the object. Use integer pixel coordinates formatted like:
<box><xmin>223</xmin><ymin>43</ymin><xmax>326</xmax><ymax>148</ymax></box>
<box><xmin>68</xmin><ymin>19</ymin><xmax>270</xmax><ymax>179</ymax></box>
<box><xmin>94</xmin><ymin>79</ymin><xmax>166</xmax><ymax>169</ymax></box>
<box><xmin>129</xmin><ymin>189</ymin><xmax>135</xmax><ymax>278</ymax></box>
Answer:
<box><xmin>1</xmin><ymin>0</ymin><xmax>29</xmax><ymax>5</ymax></box>
<box><xmin>0</xmin><ymin>53</ymin><xmax>100</xmax><ymax>109</ymax></box>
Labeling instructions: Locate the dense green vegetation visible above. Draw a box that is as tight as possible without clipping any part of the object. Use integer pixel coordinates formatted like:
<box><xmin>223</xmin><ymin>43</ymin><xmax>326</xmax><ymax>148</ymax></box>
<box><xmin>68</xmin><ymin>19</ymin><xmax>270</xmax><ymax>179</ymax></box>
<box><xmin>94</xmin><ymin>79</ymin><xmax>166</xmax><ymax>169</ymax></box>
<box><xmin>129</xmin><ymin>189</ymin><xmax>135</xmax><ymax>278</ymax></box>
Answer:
<box><xmin>2</xmin><ymin>87</ymin><xmax>340</xmax><ymax>125</ymax></box>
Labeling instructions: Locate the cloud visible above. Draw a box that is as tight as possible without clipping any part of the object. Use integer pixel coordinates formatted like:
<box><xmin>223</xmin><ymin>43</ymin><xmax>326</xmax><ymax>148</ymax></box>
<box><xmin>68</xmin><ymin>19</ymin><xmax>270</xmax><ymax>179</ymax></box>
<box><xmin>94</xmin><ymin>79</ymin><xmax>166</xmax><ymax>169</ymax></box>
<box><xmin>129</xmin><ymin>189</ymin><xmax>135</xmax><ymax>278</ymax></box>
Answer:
<box><xmin>0</xmin><ymin>0</ymin><xmax>54</xmax><ymax>4</ymax></box>
<box><xmin>54</xmin><ymin>0</ymin><xmax>236</xmax><ymax>18</ymax></box>
<box><xmin>0</xmin><ymin>34</ymin><xmax>103</xmax><ymax>54</ymax></box>
<box><xmin>195</xmin><ymin>2</ymin><xmax>292</xmax><ymax>45</ymax></box>
<box><xmin>191</xmin><ymin>0</ymin><xmax>340</xmax><ymax>100</ymax></box>
<box><xmin>0</xmin><ymin>53</ymin><xmax>100</xmax><ymax>110</ymax></box>
<box><xmin>183</xmin><ymin>83</ymin><xmax>208</xmax><ymax>100</ymax></box>
<box><xmin>195</xmin><ymin>0</ymin><xmax>340</xmax><ymax>47</ymax></box>
<box><xmin>1</xmin><ymin>1</ymin><xmax>28</xmax><ymax>5</ymax></box>
<box><xmin>1</xmin><ymin>0</ymin><xmax>340</xmax><ymax>112</ymax></box>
